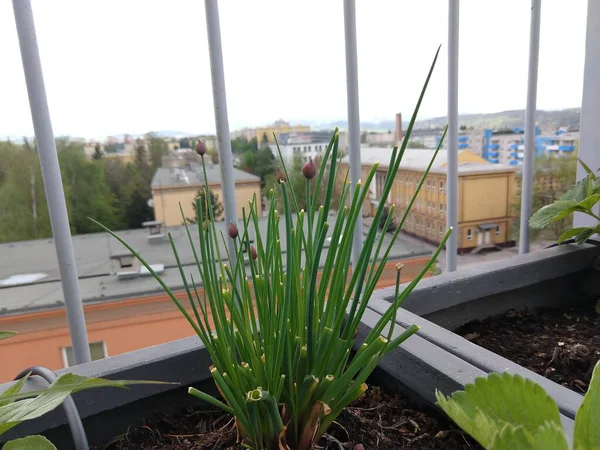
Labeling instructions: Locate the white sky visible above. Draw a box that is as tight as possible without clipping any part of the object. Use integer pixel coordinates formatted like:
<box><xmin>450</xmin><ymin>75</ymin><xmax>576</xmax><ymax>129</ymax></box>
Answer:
<box><xmin>0</xmin><ymin>1</ymin><xmax>588</xmax><ymax>139</ymax></box>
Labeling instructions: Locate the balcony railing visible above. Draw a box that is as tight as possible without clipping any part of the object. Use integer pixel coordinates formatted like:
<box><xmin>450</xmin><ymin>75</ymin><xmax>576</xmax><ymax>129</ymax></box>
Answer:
<box><xmin>8</xmin><ymin>0</ymin><xmax>600</xmax><ymax>366</ymax></box>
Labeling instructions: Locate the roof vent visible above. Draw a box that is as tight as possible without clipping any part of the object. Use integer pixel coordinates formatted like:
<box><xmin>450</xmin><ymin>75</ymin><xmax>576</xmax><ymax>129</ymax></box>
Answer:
<box><xmin>117</xmin><ymin>263</ymin><xmax>165</xmax><ymax>281</ymax></box>
<box><xmin>142</xmin><ymin>220</ymin><xmax>166</xmax><ymax>243</ymax></box>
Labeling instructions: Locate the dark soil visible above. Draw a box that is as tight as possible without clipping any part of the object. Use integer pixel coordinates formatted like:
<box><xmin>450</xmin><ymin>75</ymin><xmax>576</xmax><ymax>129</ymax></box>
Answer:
<box><xmin>98</xmin><ymin>386</ymin><xmax>478</xmax><ymax>449</ymax></box>
<box><xmin>456</xmin><ymin>303</ymin><xmax>600</xmax><ymax>394</ymax></box>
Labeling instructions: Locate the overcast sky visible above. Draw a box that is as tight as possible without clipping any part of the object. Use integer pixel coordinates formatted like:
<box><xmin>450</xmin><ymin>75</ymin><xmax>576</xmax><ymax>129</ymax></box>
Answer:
<box><xmin>0</xmin><ymin>1</ymin><xmax>588</xmax><ymax>139</ymax></box>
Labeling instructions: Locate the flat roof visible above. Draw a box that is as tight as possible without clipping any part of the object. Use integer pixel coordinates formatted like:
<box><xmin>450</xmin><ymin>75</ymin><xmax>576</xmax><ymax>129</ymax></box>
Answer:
<box><xmin>0</xmin><ymin>214</ymin><xmax>431</xmax><ymax>315</ymax></box>
<box><xmin>342</xmin><ymin>148</ymin><xmax>516</xmax><ymax>175</ymax></box>
<box><xmin>151</xmin><ymin>164</ymin><xmax>260</xmax><ymax>189</ymax></box>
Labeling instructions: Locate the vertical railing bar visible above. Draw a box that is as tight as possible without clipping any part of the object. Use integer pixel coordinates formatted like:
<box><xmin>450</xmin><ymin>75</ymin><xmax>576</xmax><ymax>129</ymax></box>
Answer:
<box><xmin>12</xmin><ymin>0</ymin><xmax>91</xmax><ymax>364</ymax></box>
<box><xmin>519</xmin><ymin>0</ymin><xmax>542</xmax><ymax>254</ymax></box>
<box><xmin>446</xmin><ymin>0</ymin><xmax>459</xmax><ymax>272</ymax></box>
<box><xmin>204</xmin><ymin>0</ymin><xmax>238</xmax><ymax>270</ymax></box>
<box><xmin>343</xmin><ymin>0</ymin><xmax>363</xmax><ymax>269</ymax></box>
<box><xmin>575</xmin><ymin>0</ymin><xmax>600</xmax><ymax>228</ymax></box>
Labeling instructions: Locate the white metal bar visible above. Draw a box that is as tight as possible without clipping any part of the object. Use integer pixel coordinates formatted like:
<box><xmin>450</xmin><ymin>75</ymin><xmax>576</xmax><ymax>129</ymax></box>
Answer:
<box><xmin>575</xmin><ymin>0</ymin><xmax>600</xmax><ymax>228</ymax></box>
<box><xmin>203</xmin><ymin>0</ymin><xmax>238</xmax><ymax>267</ymax></box>
<box><xmin>446</xmin><ymin>0</ymin><xmax>459</xmax><ymax>272</ymax></box>
<box><xmin>519</xmin><ymin>0</ymin><xmax>542</xmax><ymax>254</ymax></box>
<box><xmin>343</xmin><ymin>0</ymin><xmax>363</xmax><ymax>269</ymax></box>
<box><xmin>12</xmin><ymin>0</ymin><xmax>91</xmax><ymax>364</ymax></box>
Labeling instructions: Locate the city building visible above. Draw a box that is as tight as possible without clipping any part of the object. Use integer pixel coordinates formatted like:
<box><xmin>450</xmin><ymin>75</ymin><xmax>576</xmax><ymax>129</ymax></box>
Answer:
<box><xmin>151</xmin><ymin>164</ymin><xmax>262</xmax><ymax>226</ymax></box>
<box><xmin>268</xmin><ymin>131</ymin><xmax>335</xmax><ymax>164</ymax></box>
<box><xmin>482</xmin><ymin>128</ymin><xmax>578</xmax><ymax>165</ymax></box>
<box><xmin>255</xmin><ymin>120</ymin><xmax>311</xmax><ymax>146</ymax></box>
<box><xmin>341</xmin><ymin>148</ymin><xmax>517</xmax><ymax>253</ymax></box>
<box><xmin>408</xmin><ymin>128</ymin><xmax>485</xmax><ymax>156</ymax></box>
<box><xmin>0</xmin><ymin>218</ymin><xmax>431</xmax><ymax>381</ymax></box>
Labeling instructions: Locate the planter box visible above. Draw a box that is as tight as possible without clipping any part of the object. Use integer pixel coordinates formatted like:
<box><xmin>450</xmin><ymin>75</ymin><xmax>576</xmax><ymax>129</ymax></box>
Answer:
<box><xmin>2</xmin><ymin>245</ymin><xmax>593</xmax><ymax>448</ymax></box>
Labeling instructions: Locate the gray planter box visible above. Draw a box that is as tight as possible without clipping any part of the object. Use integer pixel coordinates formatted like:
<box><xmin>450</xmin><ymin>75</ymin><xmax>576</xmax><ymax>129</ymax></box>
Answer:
<box><xmin>2</xmin><ymin>245</ymin><xmax>594</xmax><ymax>448</ymax></box>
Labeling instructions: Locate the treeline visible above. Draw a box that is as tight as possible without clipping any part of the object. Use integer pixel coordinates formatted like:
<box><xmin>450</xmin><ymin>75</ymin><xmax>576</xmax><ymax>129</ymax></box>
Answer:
<box><xmin>0</xmin><ymin>136</ymin><xmax>168</xmax><ymax>243</ymax></box>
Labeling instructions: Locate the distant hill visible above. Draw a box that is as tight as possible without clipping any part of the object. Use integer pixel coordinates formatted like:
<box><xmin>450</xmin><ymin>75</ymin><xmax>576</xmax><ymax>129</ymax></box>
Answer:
<box><xmin>311</xmin><ymin>108</ymin><xmax>581</xmax><ymax>132</ymax></box>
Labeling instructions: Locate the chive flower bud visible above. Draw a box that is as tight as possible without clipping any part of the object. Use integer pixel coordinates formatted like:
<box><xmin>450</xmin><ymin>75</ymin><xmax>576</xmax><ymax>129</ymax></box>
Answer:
<box><xmin>301</xmin><ymin>158</ymin><xmax>316</xmax><ymax>180</ymax></box>
<box><xmin>276</xmin><ymin>166</ymin><xmax>286</xmax><ymax>183</ymax></box>
<box><xmin>250</xmin><ymin>245</ymin><xmax>258</xmax><ymax>260</ymax></box>
<box><xmin>196</xmin><ymin>140</ymin><xmax>206</xmax><ymax>156</ymax></box>
<box><xmin>228</xmin><ymin>221</ymin><xmax>239</xmax><ymax>239</ymax></box>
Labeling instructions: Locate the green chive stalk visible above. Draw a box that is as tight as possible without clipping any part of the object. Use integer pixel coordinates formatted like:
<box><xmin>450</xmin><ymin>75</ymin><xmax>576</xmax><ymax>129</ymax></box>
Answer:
<box><xmin>93</xmin><ymin>47</ymin><xmax>451</xmax><ymax>450</ymax></box>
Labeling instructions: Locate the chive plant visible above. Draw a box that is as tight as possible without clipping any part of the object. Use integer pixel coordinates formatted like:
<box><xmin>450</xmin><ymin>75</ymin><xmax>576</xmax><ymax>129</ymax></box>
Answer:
<box><xmin>95</xmin><ymin>48</ymin><xmax>451</xmax><ymax>450</ymax></box>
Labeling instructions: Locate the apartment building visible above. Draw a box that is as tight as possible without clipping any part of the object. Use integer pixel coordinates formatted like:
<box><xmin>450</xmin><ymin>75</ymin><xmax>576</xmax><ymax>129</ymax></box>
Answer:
<box><xmin>255</xmin><ymin>120</ymin><xmax>311</xmax><ymax>146</ymax></box>
<box><xmin>409</xmin><ymin>128</ymin><xmax>485</xmax><ymax>157</ymax></box>
<box><xmin>342</xmin><ymin>148</ymin><xmax>517</xmax><ymax>253</ymax></box>
<box><xmin>151</xmin><ymin>163</ymin><xmax>262</xmax><ymax>226</ymax></box>
<box><xmin>483</xmin><ymin>128</ymin><xmax>578</xmax><ymax>165</ymax></box>
<box><xmin>268</xmin><ymin>131</ymin><xmax>334</xmax><ymax>164</ymax></box>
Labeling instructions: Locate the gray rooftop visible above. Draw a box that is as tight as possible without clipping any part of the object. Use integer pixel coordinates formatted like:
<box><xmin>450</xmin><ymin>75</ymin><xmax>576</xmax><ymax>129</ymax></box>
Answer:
<box><xmin>0</xmin><ymin>214</ymin><xmax>430</xmax><ymax>315</ymax></box>
<box><xmin>151</xmin><ymin>164</ymin><xmax>260</xmax><ymax>189</ymax></box>
<box><xmin>342</xmin><ymin>148</ymin><xmax>516</xmax><ymax>175</ymax></box>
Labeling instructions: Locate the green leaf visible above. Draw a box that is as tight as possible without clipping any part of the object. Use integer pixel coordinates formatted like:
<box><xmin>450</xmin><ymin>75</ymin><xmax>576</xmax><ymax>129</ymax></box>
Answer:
<box><xmin>574</xmin><ymin>361</ymin><xmax>600</xmax><ymax>450</ymax></box>
<box><xmin>529</xmin><ymin>201</ymin><xmax>578</xmax><ymax>229</ymax></box>
<box><xmin>573</xmin><ymin>228</ymin><xmax>595</xmax><ymax>246</ymax></box>
<box><xmin>557</xmin><ymin>227</ymin><xmax>592</xmax><ymax>244</ymax></box>
<box><xmin>0</xmin><ymin>331</ymin><xmax>17</xmax><ymax>341</ymax></box>
<box><xmin>436</xmin><ymin>372</ymin><xmax>562</xmax><ymax>448</ymax></box>
<box><xmin>578</xmin><ymin>159</ymin><xmax>597</xmax><ymax>180</ymax></box>
<box><xmin>577</xmin><ymin>193</ymin><xmax>600</xmax><ymax>212</ymax></box>
<box><xmin>560</xmin><ymin>177</ymin><xmax>590</xmax><ymax>203</ymax></box>
<box><xmin>3</xmin><ymin>435</ymin><xmax>57</xmax><ymax>450</ymax></box>
<box><xmin>489</xmin><ymin>422</ymin><xmax>568</xmax><ymax>450</ymax></box>
<box><xmin>0</xmin><ymin>375</ymin><xmax>30</xmax><ymax>408</ymax></box>
<box><xmin>0</xmin><ymin>374</ymin><xmax>171</xmax><ymax>436</ymax></box>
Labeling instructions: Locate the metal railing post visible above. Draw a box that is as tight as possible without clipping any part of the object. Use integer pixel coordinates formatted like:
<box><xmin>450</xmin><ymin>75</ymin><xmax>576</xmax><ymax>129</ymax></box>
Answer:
<box><xmin>203</xmin><ymin>0</ymin><xmax>238</xmax><ymax>268</ymax></box>
<box><xmin>343</xmin><ymin>0</ymin><xmax>363</xmax><ymax>269</ymax></box>
<box><xmin>575</xmin><ymin>0</ymin><xmax>600</xmax><ymax>228</ymax></box>
<box><xmin>519</xmin><ymin>0</ymin><xmax>542</xmax><ymax>254</ymax></box>
<box><xmin>12</xmin><ymin>0</ymin><xmax>91</xmax><ymax>364</ymax></box>
<box><xmin>446</xmin><ymin>0</ymin><xmax>459</xmax><ymax>272</ymax></box>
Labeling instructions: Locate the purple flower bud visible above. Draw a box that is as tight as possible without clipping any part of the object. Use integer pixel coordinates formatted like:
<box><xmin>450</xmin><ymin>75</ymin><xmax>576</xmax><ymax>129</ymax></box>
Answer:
<box><xmin>196</xmin><ymin>140</ymin><xmax>206</xmax><ymax>156</ymax></box>
<box><xmin>250</xmin><ymin>245</ymin><xmax>258</xmax><ymax>260</ymax></box>
<box><xmin>228</xmin><ymin>221</ymin><xmax>239</xmax><ymax>239</ymax></box>
<box><xmin>302</xmin><ymin>158</ymin><xmax>317</xmax><ymax>180</ymax></box>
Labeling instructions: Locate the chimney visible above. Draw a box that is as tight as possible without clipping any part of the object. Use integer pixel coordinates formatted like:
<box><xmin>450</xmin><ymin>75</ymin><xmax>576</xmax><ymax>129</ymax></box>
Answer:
<box><xmin>395</xmin><ymin>113</ymin><xmax>403</xmax><ymax>144</ymax></box>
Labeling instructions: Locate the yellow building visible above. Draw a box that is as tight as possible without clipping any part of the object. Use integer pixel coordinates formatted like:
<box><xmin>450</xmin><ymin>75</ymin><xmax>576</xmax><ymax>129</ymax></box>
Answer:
<box><xmin>342</xmin><ymin>149</ymin><xmax>517</xmax><ymax>253</ymax></box>
<box><xmin>151</xmin><ymin>164</ymin><xmax>262</xmax><ymax>226</ymax></box>
<box><xmin>256</xmin><ymin>120</ymin><xmax>311</xmax><ymax>146</ymax></box>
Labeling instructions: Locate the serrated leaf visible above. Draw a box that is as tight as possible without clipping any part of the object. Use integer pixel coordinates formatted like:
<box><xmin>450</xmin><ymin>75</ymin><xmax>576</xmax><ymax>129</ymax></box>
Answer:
<box><xmin>0</xmin><ymin>374</ymin><xmax>172</xmax><ymax>436</ymax></box>
<box><xmin>0</xmin><ymin>375</ymin><xmax>30</xmax><ymax>408</ymax></box>
<box><xmin>557</xmin><ymin>227</ymin><xmax>591</xmax><ymax>244</ymax></box>
<box><xmin>0</xmin><ymin>331</ymin><xmax>17</xmax><ymax>341</ymax></box>
<box><xmin>489</xmin><ymin>424</ymin><xmax>534</xmax><ymax>450</ymax></box>
<box><xmin>560</xmin><ymin>177</ymin><xmax>590</xmax><ymax>203</ymax></box>
<box><xmin>529</xmin><ymin>201</ymin><xmax>578</xmax><ymax>229</ymax></box>
<box><xmin>533</xmin><ymin>421</ymin><xmax>569</xmax><ymax>450</ymax></box>
<box><xmin>3</xmin><ymin>435</ymin><xmax>57</xmax><ymax>450</ymax></box>
<box><xmin>574</xmin><ymin>361</ymin><xmax>600</xmax><ymax>450</ymax></box>
<box><xmin>436</xmin><ymin>372</ymin><xmax>562</xmax><ymax>448</ymax></box>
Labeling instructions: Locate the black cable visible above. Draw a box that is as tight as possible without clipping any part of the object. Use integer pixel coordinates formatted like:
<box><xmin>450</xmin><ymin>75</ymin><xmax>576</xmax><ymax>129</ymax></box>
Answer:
<box><xmin>544</xmin><ymin>238</ymin><xmax>600</xmax><ymax>249</ymax></box>
<box><xmin>14</xmin><ymin>366</ymin><xmax>89</xmax><ymax>450</ymax></box>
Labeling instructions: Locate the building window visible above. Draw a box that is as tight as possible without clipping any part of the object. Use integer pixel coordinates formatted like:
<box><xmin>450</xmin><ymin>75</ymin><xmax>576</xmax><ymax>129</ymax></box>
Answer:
<box><xmin>63</xmin><ymin>342</ymin><xmax>107</xmax><ymax>368</ymax></box>
<box><xmin>439</xmin><ymin>224</ymin><xmax>443</xmax><ymax>237</ymax></box>
<box><xmin>439</xmin><ymin>180</ymin><xmax>444</xmax><ymax>192</ymax></box>
<box><xmin>496</xmin><ymin>225</ymin><xmax>500</xmax><ymax>236</ymax></box>
<box><xmin>466</xmin><ymin>228</ymin><xmax>473</xmax><ymax>241</ymax></box>
<box><xmin>439</xmin><ymin>203</ymin><xmax>443</xmax><ymax>216</ymax></box>
<box><xmin>427</xmin><ymin>179</ymin><xmax>431</xmax><ymax>191</ymax></box>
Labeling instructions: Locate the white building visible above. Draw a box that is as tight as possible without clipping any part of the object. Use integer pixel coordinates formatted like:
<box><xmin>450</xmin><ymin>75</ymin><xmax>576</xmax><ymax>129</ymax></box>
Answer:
<box><xmin>269</xmin><ymin>131</ymin><xmax>334</xmax><ymax>164</ymax></box>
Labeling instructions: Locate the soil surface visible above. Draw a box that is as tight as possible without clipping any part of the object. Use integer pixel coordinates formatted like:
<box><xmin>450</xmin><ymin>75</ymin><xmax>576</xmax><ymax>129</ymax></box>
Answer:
<box><xmin>98</xmin><ymin>386</ymin><xmax>478</xmax><ymax>449</ymax></box>
<box><xmin>456</xmin><ymin>303</ymin><xmax>600</xmax><ymax>394</ymax></box>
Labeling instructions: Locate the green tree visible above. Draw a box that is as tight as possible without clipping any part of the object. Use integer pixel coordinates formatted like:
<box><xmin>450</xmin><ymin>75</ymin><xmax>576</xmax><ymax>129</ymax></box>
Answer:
<box><xmin>231</xmin><ymin>137</ymin><xmax>258</xmax><ymax>154</ymax></box>
<box><xmin>179</xmin><ymin>137</ymin><xmax>191</xmax><ymax>149</ymax></box>
<box><xmin>147</xmin><ymin>134</ymin><xmax>169</xmax><ymax>175</ymax></box>
<box><xmin>407</xmin><ymin>140</ymin><xmax>426</xmax><ymax>149</ymax></box>
<box><xmin>513</xmin><ymin>154</ymin><xmax>578</xmax><ymax>242</ymax></box>
<box><xmin>92</xmin><ymin>143</ymin><xmax>103</xmax><ymax>160</ymax></box>
<box><xmin>239</xmin><ymin>148</ymin><xmax>277</xmax><ymax>186</ymax></box>
<box><xmin>186</xmin><ymin>189</ymin><xmax>224</xmax><ymax>224</ymax></box>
